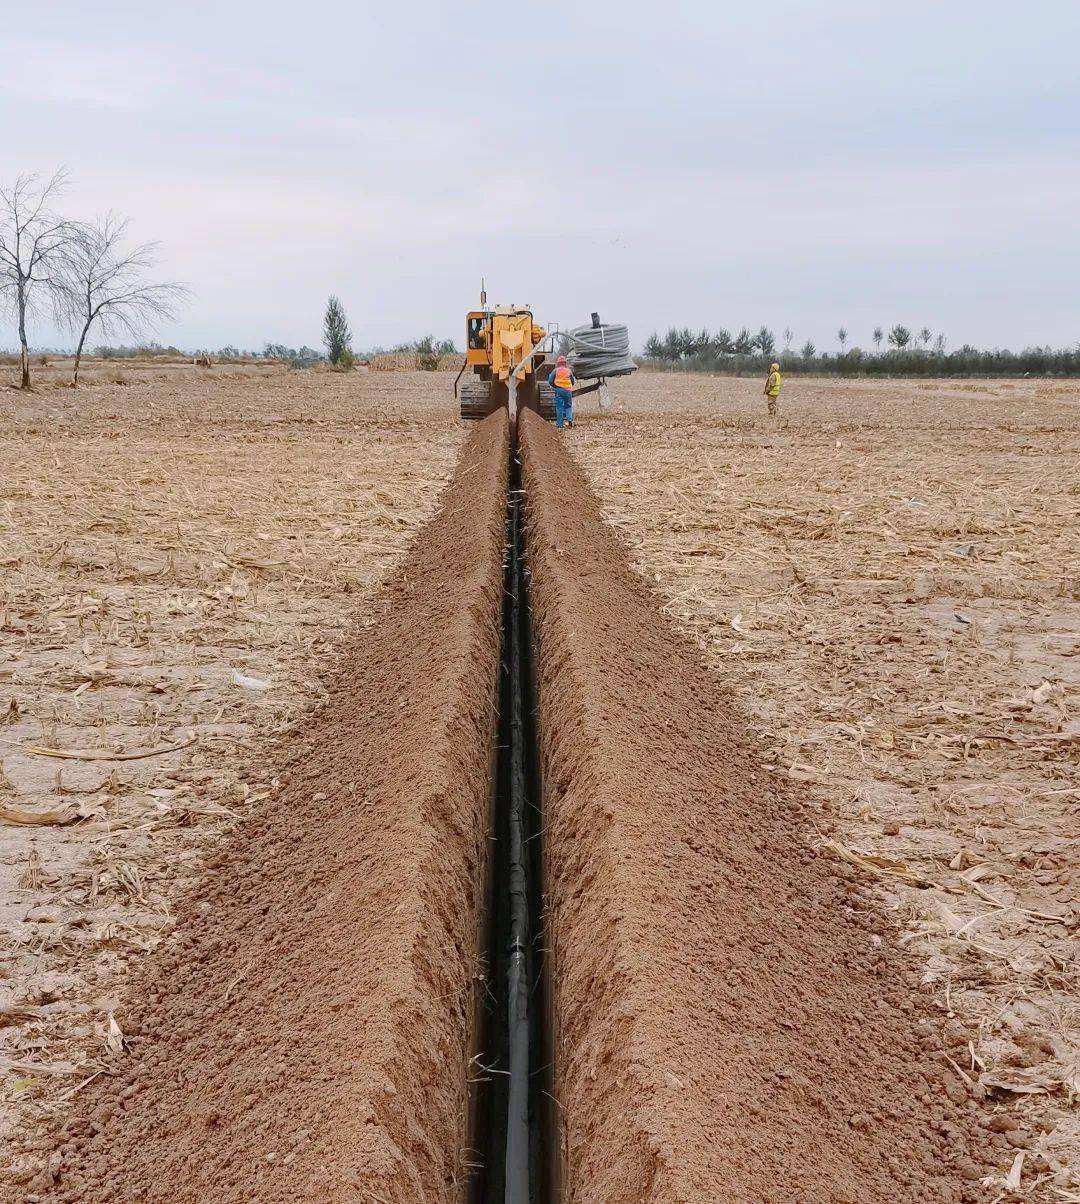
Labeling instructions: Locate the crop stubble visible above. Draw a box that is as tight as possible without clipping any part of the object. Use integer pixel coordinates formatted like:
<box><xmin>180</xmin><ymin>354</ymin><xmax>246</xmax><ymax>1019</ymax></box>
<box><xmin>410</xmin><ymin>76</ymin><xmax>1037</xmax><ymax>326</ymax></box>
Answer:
<box><xmin>3</xmin><ymin>366</ymin><xmax>1073</xmax><ymax>1201</ymax></box>
<box><xmin>521</xmin><ymin>408</ymin><xmax>1005</xmax><ymax>1202</ymax></box>
<box><xmin>21</xmin><ymin>403</ymin><xmax>508</xmax><ymax>1202</ymax></box>
<box><xmin>0</xmin><ymin>367</ymin><xmax>464</xmax><ymax>1193</ymax></box>
<box><xmin>571</xmin><ymin>372</ymin><xmax>1079</xmax><ymax>1199</ymax></box>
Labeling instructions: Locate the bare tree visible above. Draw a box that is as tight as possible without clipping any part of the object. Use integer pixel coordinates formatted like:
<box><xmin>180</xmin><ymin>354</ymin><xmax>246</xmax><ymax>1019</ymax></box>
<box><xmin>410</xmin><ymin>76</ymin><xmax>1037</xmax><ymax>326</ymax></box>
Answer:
<box><xmin>837</xmin><ymin>327</ymin><xmax>848</xmax><ymax>354</ymax></box>
<box><xmin>782</xmin><ymin>326</ymin><xmax>793</xmax><ymax>351</ymax></box>
<box><xmin>918</xmin><ymin>326</ymin><xmax>933</xmax><ymax>350</ymax></box>
<box><xmin>56</xmin><ymin>214</ymin><xmax>187</xmax><ymax>386</ymax></box>
<box><xmin>0</xmin><ymin>169</ymin><xmax>81</xmax><ymax>389</ymax></box>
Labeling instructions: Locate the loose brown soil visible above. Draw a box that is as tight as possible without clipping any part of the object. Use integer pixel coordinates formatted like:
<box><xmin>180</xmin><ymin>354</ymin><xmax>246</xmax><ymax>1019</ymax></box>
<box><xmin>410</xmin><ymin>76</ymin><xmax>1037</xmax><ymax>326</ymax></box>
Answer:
<box><xmin>5</xmin><ymin>366</ymin><xmax>1072</xmax><ymax>1201</ymax></box>
<box><xmin>0</xmin><ymin>366</ymin><xmax>461</xmax><ymax>1175</ymax></box>
<box><xmin>520</xmin><ymin>408</ymin><xmax>1003</xmax><ymax>1202</ymax></box>
<box><xmin>571</xmin><ymin>372</ymin><xmax>1079</xmax><ymax>1199</ymax></box>
<box><xmin>19</xmin><ymin>410</ymin><xmax>508</xmax><ymax>1202</ymax></box>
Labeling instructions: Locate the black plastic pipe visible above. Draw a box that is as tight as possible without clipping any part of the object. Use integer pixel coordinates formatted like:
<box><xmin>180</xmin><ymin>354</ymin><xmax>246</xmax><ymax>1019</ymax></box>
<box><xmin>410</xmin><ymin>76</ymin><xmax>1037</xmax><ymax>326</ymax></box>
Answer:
<box><xmin>466</xmin><ymin>417</ymin><xmax>555</xmax><ymax>1204</ymax></box>
<box><xmin>504</xmin><ymin>469</ymin><xmax>531</xmax><ymax>1202</ymax></box>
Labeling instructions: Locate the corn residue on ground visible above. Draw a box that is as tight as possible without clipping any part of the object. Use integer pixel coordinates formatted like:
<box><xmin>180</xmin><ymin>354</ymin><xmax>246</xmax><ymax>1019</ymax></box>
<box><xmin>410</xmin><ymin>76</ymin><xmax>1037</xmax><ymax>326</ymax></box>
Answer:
<box><xmin>574</xmin><ymin>373</ymin><xmax>1079</xmax><ymax>1201</ymax></box>
<box><xmin>0</xmin><ymin>365</ymin><xmax>461</xmax><ymax>1177</ymax></box>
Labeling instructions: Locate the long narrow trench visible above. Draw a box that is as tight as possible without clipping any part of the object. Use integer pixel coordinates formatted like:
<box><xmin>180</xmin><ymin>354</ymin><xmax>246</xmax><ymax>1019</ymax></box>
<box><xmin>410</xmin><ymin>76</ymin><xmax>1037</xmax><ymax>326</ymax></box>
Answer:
<box><xmin>468</xmin><ymin>419</ymin><xmax>557</xmax><ymax>1204</ymax></box>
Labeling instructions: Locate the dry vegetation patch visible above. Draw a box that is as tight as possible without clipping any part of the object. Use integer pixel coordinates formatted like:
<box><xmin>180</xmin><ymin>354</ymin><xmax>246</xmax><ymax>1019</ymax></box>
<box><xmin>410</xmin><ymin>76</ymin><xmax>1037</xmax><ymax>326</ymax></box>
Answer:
<box><xmin>0</xmin><ymin>365</ymin><xmax>461</xmax><ymax>1171</ymax></box>
<box><xmin>573</xmin><ymin>373</ymin><xmax>1080</xmax><ymax>1201</ymax></box>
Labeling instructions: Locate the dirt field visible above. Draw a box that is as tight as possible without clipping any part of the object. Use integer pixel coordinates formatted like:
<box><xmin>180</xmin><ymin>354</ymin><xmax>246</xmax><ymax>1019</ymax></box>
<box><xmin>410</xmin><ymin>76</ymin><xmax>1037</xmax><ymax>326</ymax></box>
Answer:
<box><xmin>0</xmin><ymin>364</ymin><xmax>462</xmax><ymax>1190</ymax></box>
<box><xmin>571</xmin><ymin>372</ymin><xmax>1079</xmax><ymax>1200</ymax></box>
<box><xmin>523</xmin><ymin>408</ymin><xmax>1001</xmax><ymax>1202</ymax></box>
<box><xmin>1</xmin><ymin>363</ymin><xmax>1076</xmax><ymax>1201</ymax></box>
<box><xmin>28</xmin><ymin>412</ymin><xmax>508</xmax><ymax>1202</ymax></box>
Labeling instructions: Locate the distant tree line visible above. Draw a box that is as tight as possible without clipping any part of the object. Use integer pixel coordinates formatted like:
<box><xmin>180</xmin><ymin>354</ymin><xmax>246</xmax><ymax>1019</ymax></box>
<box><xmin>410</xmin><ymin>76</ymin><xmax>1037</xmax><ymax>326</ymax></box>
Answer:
<box><xmin>350</xmin><ymin>335</ymin><xmax>459</xmax><ymax>367</ymax></box>
<box><xmin>642</xmin><ymin>324</ymin><xmax>1080</xmax><ymax>377</ymax></box>
<box><xmin>76</xmin><ymin>336</ymin><xmax>461</xmax><ymax>367</ymax></box>
<box><xmin>85</xmin><ymin>341</ymin><xmax>322</xmax><ymax>361</ymax></box>
<box><xmin>96</xmin><ymin>341</ymin><xmax>187</xmax><ymax>359</ymax></box>
<box><xmin>262</xmin><ymin>342</ymin><xmax>323</xmax><ymax>362</ymax></box>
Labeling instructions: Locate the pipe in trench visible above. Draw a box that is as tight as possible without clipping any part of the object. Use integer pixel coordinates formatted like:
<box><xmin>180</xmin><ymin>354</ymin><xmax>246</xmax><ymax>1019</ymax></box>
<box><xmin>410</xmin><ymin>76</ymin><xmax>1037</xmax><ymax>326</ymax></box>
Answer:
<box><xmin>504</xmin><ymin>444</ymin><xmax>530</xmax><ymax>1201</ymax></box>
<box><xmin>466</xmin><ymin>414</ymin><xmax>557</xmax><ymax>1204</ymax></box>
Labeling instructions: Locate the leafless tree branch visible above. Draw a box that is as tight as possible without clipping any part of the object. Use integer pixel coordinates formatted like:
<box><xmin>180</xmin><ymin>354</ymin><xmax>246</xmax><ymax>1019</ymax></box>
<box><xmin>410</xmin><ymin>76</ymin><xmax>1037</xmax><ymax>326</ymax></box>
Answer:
<box><xmin>54</xmin><ymin>212</ymin><xmax>189</xmax><ymax>386</ymax></box>
<box><xmin>0</xmin><ymin>168</ymin><xmax>80</xmax><ymax>388</ymax></box>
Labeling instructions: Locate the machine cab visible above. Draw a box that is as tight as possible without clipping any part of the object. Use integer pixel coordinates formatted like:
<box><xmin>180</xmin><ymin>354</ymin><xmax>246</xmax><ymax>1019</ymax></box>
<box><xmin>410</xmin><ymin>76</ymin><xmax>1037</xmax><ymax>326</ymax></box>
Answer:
<box><xmin>466</xmin><ymin>312</ymin><xmax>489</xmax><ymax>365</ymax></box>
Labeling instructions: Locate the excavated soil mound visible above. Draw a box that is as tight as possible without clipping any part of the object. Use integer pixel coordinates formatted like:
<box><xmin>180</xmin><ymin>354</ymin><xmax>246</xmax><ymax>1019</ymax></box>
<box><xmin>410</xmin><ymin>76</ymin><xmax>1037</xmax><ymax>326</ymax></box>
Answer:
<box><xmin>519</xmin><ymin>410</ymin><xmax>1002</xmax><ymax>1203</ymax></box>
<box><xmin>32</xmin><ymin>412</ymin><xmax>509</xmax><ymax>1203</ymax></box>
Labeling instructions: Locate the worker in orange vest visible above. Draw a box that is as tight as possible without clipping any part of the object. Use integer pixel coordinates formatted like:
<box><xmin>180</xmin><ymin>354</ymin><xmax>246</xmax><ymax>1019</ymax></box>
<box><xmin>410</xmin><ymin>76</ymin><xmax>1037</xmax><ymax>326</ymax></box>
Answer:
<box><xmin>547</xmin><ymin>356</ymin><xmax>576</xmax><ymax>429</ymax></box>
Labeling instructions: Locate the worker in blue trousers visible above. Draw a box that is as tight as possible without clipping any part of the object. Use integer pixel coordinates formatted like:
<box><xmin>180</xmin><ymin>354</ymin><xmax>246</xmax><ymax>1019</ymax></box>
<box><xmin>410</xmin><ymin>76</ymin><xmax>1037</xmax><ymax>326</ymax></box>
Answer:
<box><xmin>548</xmin><ymin>355</ymin><xmax>576</xmax><ymax>429</ymax></box>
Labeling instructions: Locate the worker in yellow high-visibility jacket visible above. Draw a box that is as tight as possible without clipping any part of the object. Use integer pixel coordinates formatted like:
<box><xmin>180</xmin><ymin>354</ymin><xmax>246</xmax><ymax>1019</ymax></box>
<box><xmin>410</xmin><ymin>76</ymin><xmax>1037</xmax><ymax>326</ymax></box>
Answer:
<box><xmin>763</xmin><ymin>362</ymin><xmax>782</xmax><ymax>416</ymax></box>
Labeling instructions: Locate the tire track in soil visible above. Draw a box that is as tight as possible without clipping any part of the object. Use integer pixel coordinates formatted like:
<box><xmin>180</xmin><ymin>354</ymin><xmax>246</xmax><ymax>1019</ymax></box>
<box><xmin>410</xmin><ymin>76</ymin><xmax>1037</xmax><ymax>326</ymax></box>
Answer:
<box><xmin>519</xmin><ymin>409</ymin><xmax>1002</xmax><ymax>1203</ymax></box>
<box><xmin>26</xmin><ymin>411</ymin><xmax>509</xmax><ymax>1203</ymax></box>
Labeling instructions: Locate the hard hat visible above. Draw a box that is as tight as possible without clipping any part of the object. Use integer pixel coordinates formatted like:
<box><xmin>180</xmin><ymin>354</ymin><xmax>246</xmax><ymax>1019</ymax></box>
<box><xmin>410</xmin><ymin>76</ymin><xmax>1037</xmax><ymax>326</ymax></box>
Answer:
<box><xmin>770</xmin><ymin>362</ymin><xmax>780</xmax><ymax>371</ymax></box>
<box><xmin>556</xmin><ymin>355</ymin><xmax>567</xmax><ymax>365</ymax></box>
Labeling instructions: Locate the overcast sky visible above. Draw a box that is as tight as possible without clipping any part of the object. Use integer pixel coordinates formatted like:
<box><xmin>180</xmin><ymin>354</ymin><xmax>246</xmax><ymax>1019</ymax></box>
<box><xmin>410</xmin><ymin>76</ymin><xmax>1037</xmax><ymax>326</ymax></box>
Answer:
<box><xmin>3</xmin><ymin>0</ymin><xmax>1078</xmax><ymax>353</ymax></box>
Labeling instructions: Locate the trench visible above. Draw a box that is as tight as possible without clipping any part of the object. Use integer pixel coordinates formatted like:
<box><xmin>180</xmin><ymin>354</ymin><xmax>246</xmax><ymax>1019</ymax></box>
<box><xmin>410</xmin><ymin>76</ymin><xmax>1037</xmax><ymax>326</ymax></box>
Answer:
<box><xmin>467</xmin><ymin>418</ymin><xmax>557</xmax><ymax>1204</ymax></box>
<box><xmin>25</xmin><ymin>404</ymin><xmax>1001</xmax><ymax>1203</ymax></box>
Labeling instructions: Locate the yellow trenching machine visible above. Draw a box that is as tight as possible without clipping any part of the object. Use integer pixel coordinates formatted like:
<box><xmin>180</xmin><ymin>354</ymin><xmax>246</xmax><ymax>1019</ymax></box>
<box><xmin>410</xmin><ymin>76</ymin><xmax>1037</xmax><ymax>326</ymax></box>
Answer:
<box><xmin>453</xmin><ymin>282</ymin><xmax>636</xmax><ymax>421</ymax></box>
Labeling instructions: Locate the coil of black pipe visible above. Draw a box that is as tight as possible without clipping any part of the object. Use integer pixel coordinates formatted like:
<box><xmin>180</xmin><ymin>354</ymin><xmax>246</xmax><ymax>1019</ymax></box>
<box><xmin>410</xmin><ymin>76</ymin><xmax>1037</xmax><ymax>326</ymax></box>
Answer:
<box><xmin>558</xmin><ymin>322</ymin><xmax>636</xmax><ymax>379</ymax></box>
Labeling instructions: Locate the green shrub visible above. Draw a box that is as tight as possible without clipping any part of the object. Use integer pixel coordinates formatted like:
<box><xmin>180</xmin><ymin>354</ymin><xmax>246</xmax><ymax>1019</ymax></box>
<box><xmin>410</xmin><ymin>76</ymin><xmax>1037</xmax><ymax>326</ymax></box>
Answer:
<box><xmin>414</xmin><ymin>335</ymin><xmax>440</xmax><ymax>371</ymax></box>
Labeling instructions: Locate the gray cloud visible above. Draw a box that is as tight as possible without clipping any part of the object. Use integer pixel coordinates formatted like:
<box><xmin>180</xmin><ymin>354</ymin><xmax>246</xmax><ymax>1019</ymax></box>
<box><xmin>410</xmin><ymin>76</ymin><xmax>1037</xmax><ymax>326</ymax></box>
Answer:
<box><xmin>2</xmin><ymin>0</ymin><xmax>1077</xmax><ymax>353</ymax></box>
